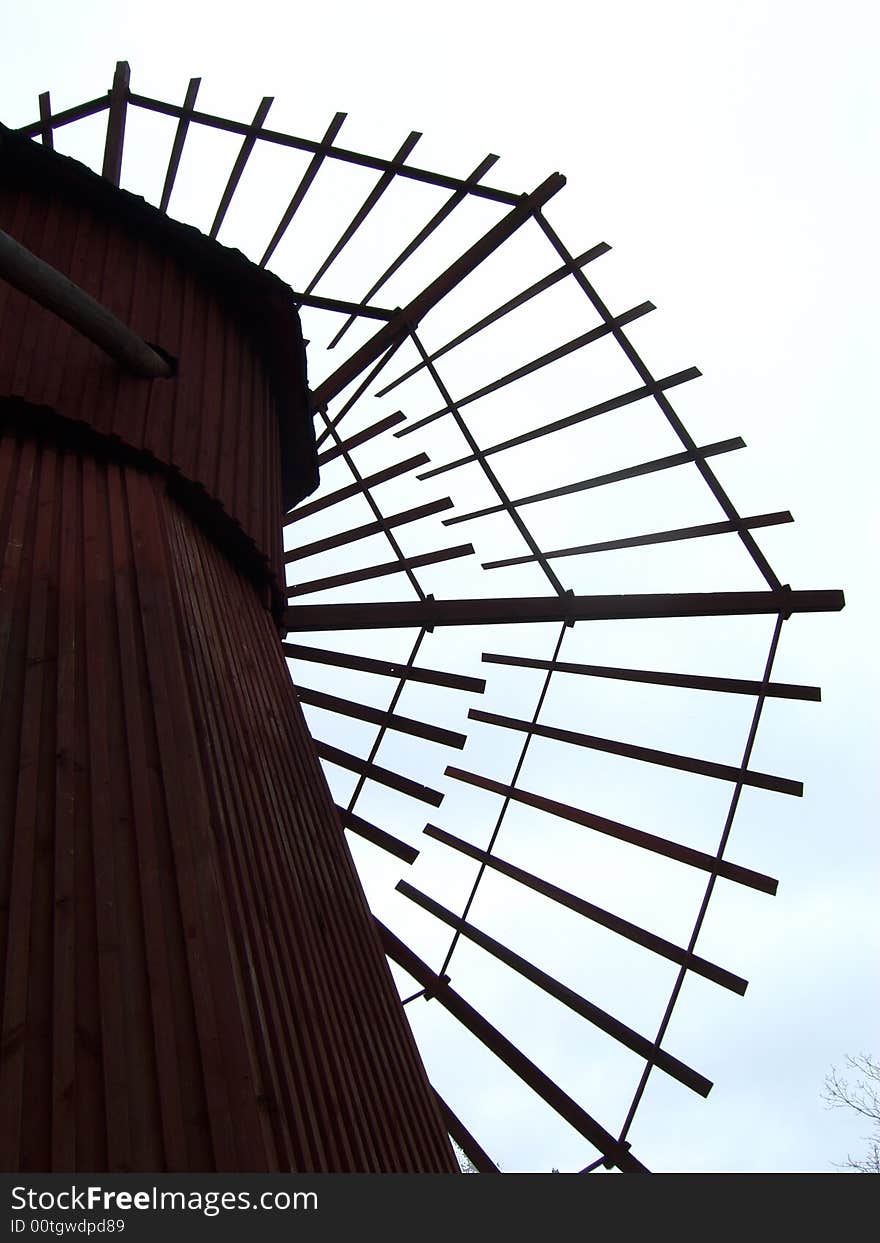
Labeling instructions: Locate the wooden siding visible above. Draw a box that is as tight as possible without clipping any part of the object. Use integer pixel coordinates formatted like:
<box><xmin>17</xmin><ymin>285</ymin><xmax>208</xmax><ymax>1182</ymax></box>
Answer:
<box><xmin>0</xmin><ymin>427</ymin><xmax>458</xmax><ymax>1172</ymax></box>
<box><xmin>0</xmin><ymin>184</ymin><xmax>286</xmax><ymax>590</ymax></box>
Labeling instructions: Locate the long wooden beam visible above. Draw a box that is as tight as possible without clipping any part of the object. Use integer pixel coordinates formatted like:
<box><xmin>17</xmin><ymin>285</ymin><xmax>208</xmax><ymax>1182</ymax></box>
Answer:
<box><xmin>378</xmin><ymin>921</ymin><xmax>649</xmax><ymax>1172</ymax></box>
<box><xmin>0</xmin><ymin>229</ymin><xmax>172</xmax><ymax>380</ymax></box>
<box><xmin>284</xmin><ymin>588</ymin><xmax>845</xmax><ymax>632</ymax></box>
<box><xmin>311</xmin><ymin>173</ymin><xmax>565</xmax><ymax>409</ymax></box>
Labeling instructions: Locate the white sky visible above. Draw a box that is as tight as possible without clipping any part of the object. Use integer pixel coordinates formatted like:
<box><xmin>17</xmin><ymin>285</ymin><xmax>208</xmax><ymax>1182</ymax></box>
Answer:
<box><xmin>1</xmin><ymin>0</ymin><xmax>877</xmax><ymax>1174</ymax></box>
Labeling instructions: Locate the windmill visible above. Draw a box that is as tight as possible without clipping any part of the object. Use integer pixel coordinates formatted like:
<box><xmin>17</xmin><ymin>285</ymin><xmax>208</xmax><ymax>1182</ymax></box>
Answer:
<box><xmin>0</xmin><ymin>61</ymin><xmax>844</xmax><ymax>1173</ymax></box>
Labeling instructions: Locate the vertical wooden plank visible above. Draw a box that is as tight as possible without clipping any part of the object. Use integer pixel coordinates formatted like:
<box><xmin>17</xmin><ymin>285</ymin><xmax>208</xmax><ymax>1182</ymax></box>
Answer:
<box><xmin>51</xmin><ymin>449</ymin><xmax>78</xmax><ymax>1169</ymax></box>
<box><xmin>0</xmin><ymin>440</ymin><xmax>53</xmax><ymax>1168</ymax></box>
<box><xmin>105</xmin><ymin>461</ymin><xmax>192</xmax><ymax>1170</ymax></box>
<box><xmin>72</xmin><ymin>455</ymin><xmax>105</xmax><ymax>1170</ymax></box>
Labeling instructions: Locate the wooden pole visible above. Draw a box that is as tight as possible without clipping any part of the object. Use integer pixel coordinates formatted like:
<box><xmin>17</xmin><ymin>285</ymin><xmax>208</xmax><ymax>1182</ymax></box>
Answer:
<box><xmin>0</xmin><ymin>228</ymin><xmax>172</xmax><ymax>379</ymax></box>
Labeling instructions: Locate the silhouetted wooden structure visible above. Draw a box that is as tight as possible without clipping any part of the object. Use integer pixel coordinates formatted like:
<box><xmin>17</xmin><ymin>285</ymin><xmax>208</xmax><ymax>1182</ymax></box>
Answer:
<box><xmin>0</xmin><ymin>116</ymin><xmax>457</xmax><ymax>1173</ymax></box>
<box><xmin>0</xmin><ymin>64</ymin><xmax>844</xmax><ymax>1174</ymax></box>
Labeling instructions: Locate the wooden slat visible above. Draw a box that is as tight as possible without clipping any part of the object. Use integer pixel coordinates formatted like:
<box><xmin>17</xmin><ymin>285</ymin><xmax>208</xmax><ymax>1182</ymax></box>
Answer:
<box><xmin>311</xmin><ymin>173</ymin><xmax>566</xmax><ymax>409</ymax></box>
<box><xmin>417</xmin><ymin>368</ymin><xmax>702</xmax><ymax>481</ymax></box>
<box><xmin>378</xmin><ymin>922</ymin><xmax>648</xmax><ymax>1172</ymax></box>
<box><xmin>296</xmin><ymin>685</ymin><xmax>467</xmax><ymax>749</ymax></box>
<box><xmin>468</xmin><ymin>708</ymin><xmax>802</xmax><ymax>797</ymax></box>
<box><xmin>159</xmin><ymin>78</ymin><xmax>201</xmax><ymax>213</ymax></box>
<box><xmin>397</xmin><ymin>881</ymin><xmax>713</xmax><ymax>1095</ymax></box>
<box><xmin>210</xmin><ymin>96</ymin><xmax>273</xmax><ymax>239</ymax></box>
<box><xmin>129</xmin><ymin>91</ymin><xmax>521</xmax><ymax>205</ymax></box>
<box><xmin>444</xmin><ymin>765</ymin><xmax>778</xmax><ymax>894</ymax></box>
<box><xmin>444</xmin><ymin>437</ymin><xmax>746</xmax><ymax>526</ymax></box>
<box><xmin>408</xmin><ymin>327</ymin><xmax>567</xmax><ymax>598</ymax></box>
<box><xmin>422</xmin><ymin>825</ymin><xmax>747</xmax><ymax>994</ymax></box>
<box><xmin>305</xmin><ymin>131</ymin><xmax>422</xmax><ymax>294</ymax></box>
<box><xmin>315</xmin><ymin>741</ymin><xmax>444</xmax><ymax>807</ymax></box>
<box><xmin>399</xmin><ymin>302</ymin><xmax>655</xmax><ymax>437</ymax></box>
<box><xmin>376</xmin><ymin>242</ymin><xmax>611</xmax><ymax>398</ymax></box>
<box><xmin>15</xmin><ymin>95</ymin><xmax>110</xmax><ymax>140</ymax></box>
<box><xmin>261</xmin><ymin>112</ymin><xmax>347</xmax><ymax>267</ymax></box>
<box><xmin>335</xmin><ymin>806</ymin><xmax>418</xmax><ymax>865</ymax></box>
<box><xmin>483</xmin><ymin>512</ymin><xmax>794</xmax><ymax>570</ymax></box>
<box><xmin>433</xmin><ymin>1093</ymin><xmax>500</xmax><ymax>1173</ymax></box>
<box><xmin>481</xmin><ymin>651</ymin><xmax>820</xmax><ymax>703</ymax></box>
<box><xmin>101</xmin><ymin>61</ymin><xmax>130</xmax><ymax>186</ymax></box>
<box><xmin>286</xmin><ymin>543</ymin><xmax>474</xmax><ymax>599</ymax></box>
<box><xmin>38</xmin><ymin>92</ymin><xmax>53</xmax><ymax>149</ymax></box>
<box><xmin>327</xmin><ymin>152</ymin><xmax>500</xmax><ymax>350</ymax></box>
<box><xmin>285</xmin><ymin>497</ymin><xmax>452</xmax><ymax>562</ymax></box>
<box><xmin>283</xmin><ymin>453</ymin><xmax>429</xmax><ymax>525</ymax></box>
<box><xmin>317</xmin><ymin>411</ymin><xmax>406</xmax><ymax>464</ymax></box>
<box><xmin>283</xmin><ymin>588</ymin><xmax>845</xmax><ymax>633</ymax></box>
<box><xmin>282</xmin><ymin>641</ymin><xmax>485</xmax><ymax>693</ymax></box>
<box><xmin>536</xmin><ymin>212</ymin><xmax>784</xmax><ymax>591</ymax></box>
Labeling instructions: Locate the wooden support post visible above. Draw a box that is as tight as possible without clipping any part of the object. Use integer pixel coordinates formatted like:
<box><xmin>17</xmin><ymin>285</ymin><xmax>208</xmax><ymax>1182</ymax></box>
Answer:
<box><xmin>0</xmin><ymin>229</ymin><xmax>172</xmax><ymax>379</ymax></box>
<box><xmin>102</xmin><ymin>60</ymin><xmax>130</xmax><ymax>185</ymax></box>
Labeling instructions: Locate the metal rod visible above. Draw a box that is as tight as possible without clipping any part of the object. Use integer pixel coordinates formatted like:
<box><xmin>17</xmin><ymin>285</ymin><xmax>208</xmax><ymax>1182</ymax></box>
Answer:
<box><xmin>282</xmin><ymin>641</ymin><xmax>485</xmax><ymax>693</ymax></box>
<box><xmin>283</xmin><ymin>588</ymin><xmax>845</xmax><ymax>632</ymax></box>
<box><xmin>468</xmin><ymin>707</ymin><xmax>802</xmax><ymax>796</ymax></box>
<box><xmin>443</xmin><ymin>765</ymin><xmax>778</xmax><ymax>894</ymax></box>
<box><xmin>0</xmin><ymin>229</ymin><xmax>172</xmax><ymax>380</ymax></box>
<box><xmin>480</xmin><ymin>651</ymin><xmax>820</xmax><ymax>702</ymax></box>
<box><xmin>397</xmin><ymin>880</ymin><xmax>713</xmax><ymax>1096</ymax></box>
<box><xmin>421</xmin><ymin>826</ymin><xmax>747</xmax><ymax>994</ymax></box>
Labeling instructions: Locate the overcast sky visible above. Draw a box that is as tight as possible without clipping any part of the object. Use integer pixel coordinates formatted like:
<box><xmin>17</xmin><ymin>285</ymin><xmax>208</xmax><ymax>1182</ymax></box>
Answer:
<box><xmin>1</xmin><ymin>1</ymin><xmax>877</xmax><ymax>1174</ymax></box>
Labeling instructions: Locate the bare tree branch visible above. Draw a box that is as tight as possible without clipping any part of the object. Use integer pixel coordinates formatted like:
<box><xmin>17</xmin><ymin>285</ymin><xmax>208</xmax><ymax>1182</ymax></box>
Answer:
<box><xmin>823</xmin><ymin>1054</ymin><xmax>880</xmax><ymax>1173</ymax></box>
